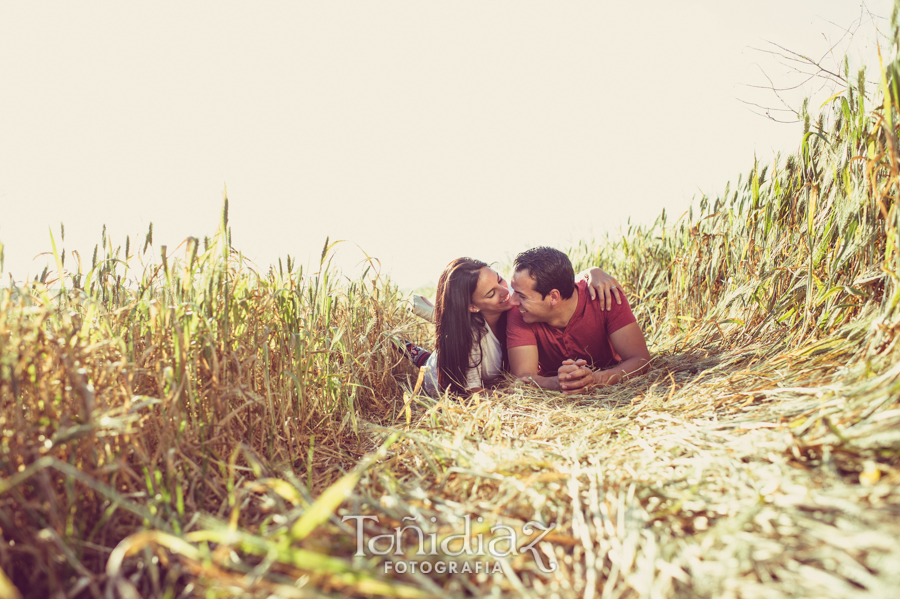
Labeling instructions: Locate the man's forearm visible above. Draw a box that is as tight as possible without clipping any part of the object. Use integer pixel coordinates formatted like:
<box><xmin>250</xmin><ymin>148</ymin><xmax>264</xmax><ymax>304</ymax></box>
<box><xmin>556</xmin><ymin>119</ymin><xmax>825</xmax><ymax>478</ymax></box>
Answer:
<box><xmin>520</xmin><ymin>373</ymin><xmax>560</xmax><ymax>390</ymax></box>
<box><xmin>509</xmin><ymin>346</ymin><xmax>562</xmax><ymax>390</ymax></box>
<box><xmin>593</xmin><ymin>356</ymin><xmax>649</xmax><ymax>386</ymax></box>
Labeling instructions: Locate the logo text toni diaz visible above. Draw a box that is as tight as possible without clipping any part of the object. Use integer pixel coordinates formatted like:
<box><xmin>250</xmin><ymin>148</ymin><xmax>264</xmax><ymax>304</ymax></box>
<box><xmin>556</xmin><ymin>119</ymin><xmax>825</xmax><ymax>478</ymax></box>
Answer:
<box><xmin>342</xmin><ymin>514</ymin><xmax>559</xmax><ymax>573</ymax></box>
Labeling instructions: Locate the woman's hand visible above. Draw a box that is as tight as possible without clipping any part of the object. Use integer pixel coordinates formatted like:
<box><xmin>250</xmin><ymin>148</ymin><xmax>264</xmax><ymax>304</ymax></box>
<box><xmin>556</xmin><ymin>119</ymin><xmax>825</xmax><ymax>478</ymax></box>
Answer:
<box><xmin>578</xmin><ymin>267</ymin><xmax>623</xmax><ymax>311</ymax></box>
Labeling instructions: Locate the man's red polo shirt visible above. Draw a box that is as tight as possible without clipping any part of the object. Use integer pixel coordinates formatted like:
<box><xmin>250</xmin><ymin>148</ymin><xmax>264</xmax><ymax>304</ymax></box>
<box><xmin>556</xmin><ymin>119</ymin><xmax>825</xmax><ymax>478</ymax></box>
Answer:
<box><xmin>506</xmin><ymin>280</ymin><xmax>637</xmax><ymax>377</ymax></box>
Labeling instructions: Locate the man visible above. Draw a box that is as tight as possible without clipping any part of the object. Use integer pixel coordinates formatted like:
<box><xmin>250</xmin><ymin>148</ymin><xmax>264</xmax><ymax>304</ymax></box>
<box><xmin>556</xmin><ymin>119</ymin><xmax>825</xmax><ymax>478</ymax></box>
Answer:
<box><xmin>507</xmin><ymin>247</ymin><xmax>650</xmax><ymax>394</ymax></box>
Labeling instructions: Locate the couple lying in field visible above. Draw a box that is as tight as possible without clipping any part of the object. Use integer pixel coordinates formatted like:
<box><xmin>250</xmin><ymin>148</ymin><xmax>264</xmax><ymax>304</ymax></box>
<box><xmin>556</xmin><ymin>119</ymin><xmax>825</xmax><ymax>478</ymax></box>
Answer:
<box><xmin>401</xmin><ymin>246</ymin><xmax>651</xmax><ymax>396</ymax></box>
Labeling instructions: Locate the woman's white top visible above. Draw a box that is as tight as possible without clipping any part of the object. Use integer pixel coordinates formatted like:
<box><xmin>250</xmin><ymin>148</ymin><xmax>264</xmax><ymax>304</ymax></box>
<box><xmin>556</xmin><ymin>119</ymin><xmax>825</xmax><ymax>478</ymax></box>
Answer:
<box><xmin>422</xmin><ymin>323</ymin><xmax>503</xmax><ymax>396</ymax></box>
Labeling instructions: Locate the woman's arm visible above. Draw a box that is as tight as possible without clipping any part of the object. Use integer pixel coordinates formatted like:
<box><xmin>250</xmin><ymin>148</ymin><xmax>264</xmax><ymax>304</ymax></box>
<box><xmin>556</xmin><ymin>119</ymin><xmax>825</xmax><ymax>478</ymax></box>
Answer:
<box><xmin>575</xmin><ymin>267</ymin><xmax>623</xmax><ymax>311</ymax></box>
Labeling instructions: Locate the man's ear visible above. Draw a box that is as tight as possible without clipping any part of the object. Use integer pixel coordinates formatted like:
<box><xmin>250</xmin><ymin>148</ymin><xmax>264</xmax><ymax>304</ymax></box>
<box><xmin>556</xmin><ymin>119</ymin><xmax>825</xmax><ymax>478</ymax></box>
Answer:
<box><xmin>548</xmin><ymin>289</ymin><xmax>561</xmax><ymax>306</ymax></box>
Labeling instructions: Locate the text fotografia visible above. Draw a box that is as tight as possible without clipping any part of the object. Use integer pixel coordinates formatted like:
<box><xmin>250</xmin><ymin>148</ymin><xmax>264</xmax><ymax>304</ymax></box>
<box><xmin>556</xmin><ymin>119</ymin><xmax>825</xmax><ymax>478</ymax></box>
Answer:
<box><xmin>342</xmin><ymin>514</ymin><xmax>559</xmax><ymax>574</ymax></box>
<box><xmin>385</xmin><ymin>560</ymin><xmax>501</xmax><ymax>575</ymax></box>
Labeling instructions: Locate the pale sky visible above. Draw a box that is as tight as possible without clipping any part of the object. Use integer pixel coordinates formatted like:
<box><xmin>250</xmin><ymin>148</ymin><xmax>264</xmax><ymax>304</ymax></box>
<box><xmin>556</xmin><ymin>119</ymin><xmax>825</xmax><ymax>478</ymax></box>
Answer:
<box><xmin>0</xmin><ymin>1</ymin><xmax>891</xmax><ymax>290</ymax></box>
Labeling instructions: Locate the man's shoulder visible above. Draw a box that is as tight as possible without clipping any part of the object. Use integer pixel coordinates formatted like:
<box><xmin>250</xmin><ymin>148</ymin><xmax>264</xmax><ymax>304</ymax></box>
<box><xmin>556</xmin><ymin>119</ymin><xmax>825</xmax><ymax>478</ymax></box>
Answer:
<box><xmin>506</xmin><ymin>306</ymin><xmax>540</xmax><ymax>334</ymax></box>
<box><xmin>574</xmin><ymin>280</ymin><xmax>602</xmax><ymax>319</ymax></box>
<box><xmin>506</xmin><ymin>305</ymin><xmax>526</xmax><ymax>329</ymax></box>
<box><xmin>577</xmin><ymin>282</ymin><xmax>636</xmax><ymax>333</ymax></box>
<box><xmin>505</xmin><ymin>306</ymin><xmax>541</xmax><ymax>348</ymax></box>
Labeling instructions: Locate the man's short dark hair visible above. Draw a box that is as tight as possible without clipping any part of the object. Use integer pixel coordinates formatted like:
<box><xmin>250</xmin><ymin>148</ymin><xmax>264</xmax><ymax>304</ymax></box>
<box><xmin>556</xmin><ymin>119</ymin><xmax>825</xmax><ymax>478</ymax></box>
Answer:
<box><xmin>514</xmin><ymin>247</ymin><xmax>575</xmax><ymax>299</ymax></box>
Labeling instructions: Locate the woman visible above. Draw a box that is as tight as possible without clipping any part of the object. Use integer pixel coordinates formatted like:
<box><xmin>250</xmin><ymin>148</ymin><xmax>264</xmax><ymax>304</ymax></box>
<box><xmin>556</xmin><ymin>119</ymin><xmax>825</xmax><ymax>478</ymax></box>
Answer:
<box><xmin>403</xmin><ymin>258</ymin><xmax>622</xmax><ymax>396</ymax></box>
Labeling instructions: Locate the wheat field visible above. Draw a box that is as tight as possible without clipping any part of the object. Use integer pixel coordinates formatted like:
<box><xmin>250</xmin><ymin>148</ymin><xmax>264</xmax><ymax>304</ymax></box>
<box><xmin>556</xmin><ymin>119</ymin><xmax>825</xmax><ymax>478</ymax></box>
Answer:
<box><xmin>3</xmin><ymin>21</ymin><xmax>900</xmax><ymax>599</ymax></box>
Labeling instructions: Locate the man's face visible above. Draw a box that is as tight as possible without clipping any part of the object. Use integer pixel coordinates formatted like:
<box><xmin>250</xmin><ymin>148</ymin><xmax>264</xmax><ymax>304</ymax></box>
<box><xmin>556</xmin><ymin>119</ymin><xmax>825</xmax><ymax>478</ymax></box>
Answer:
<box><xmin>509</xmin><ymin>269</ymin><xmax>554</xmax><ymax>324</ymax></box>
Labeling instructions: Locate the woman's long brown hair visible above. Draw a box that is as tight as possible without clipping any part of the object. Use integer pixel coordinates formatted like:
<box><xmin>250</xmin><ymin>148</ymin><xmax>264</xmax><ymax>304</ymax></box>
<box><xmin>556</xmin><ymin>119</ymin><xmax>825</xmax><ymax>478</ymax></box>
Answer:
<box><xmin>434</xmin><ymin>258</ymin><xmax>487</xmax><ymax>394</ymax></box>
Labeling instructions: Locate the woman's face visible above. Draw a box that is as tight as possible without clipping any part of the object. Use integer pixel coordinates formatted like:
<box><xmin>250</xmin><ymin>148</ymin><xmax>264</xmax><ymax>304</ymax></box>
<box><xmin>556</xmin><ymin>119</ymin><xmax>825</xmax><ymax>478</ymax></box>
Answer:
<box><xmin>469</xmin><ymin>267</ymin><xmax>513</xmax><ymax>315</ymax></box>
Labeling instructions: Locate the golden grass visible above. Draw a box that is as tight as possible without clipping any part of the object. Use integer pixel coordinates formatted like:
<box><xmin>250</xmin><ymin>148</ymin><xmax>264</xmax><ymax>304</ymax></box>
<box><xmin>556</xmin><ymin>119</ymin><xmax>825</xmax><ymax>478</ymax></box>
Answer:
<box><xmin>361</xmin><ymin>332</ymin><xmax>900</xmax><ymax>597</ymax></box>
<box><xmin>3</xmin><ymin>30</ymin><xmax>900</xmax><ymax>599</ymax></box>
